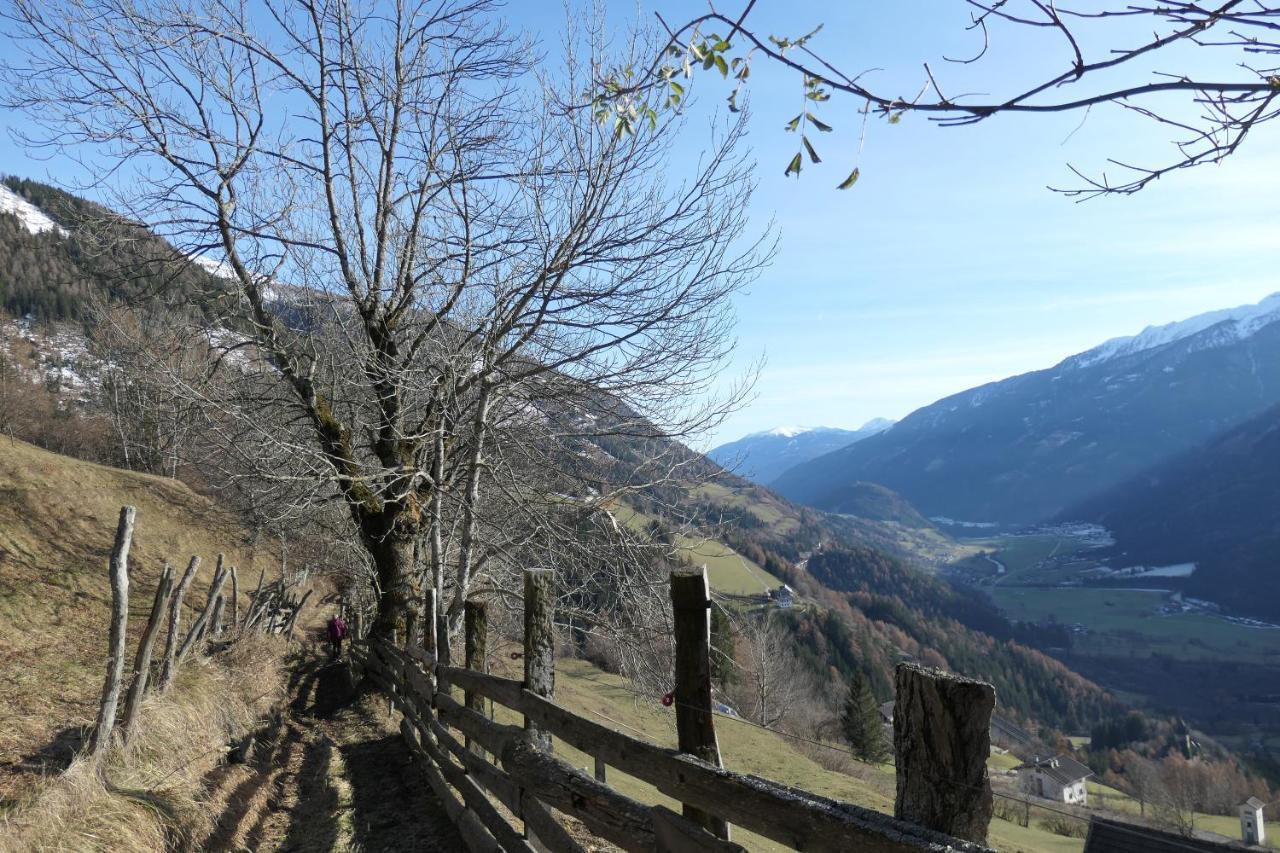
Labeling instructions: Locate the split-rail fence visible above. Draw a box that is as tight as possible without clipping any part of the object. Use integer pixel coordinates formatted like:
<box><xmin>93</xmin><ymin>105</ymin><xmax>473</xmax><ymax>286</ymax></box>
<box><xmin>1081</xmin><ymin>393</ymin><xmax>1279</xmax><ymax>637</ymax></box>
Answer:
<box><xmin>346</xmin><ymin>567</ymin><xmax>998</xmax><ymax>853</ymax></box>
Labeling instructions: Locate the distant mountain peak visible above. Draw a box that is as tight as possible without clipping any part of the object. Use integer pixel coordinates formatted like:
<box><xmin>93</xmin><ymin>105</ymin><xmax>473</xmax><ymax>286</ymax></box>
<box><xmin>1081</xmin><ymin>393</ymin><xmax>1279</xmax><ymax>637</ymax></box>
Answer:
<box><xmin>1069</xmin><ymin>292</ymin><xmax>1280</xmax><ymax>369</ymax></box>
<box><xmin>758</xmin><ymin>425</ymin><xmax>814</xmax><ymax>438</ymax></box>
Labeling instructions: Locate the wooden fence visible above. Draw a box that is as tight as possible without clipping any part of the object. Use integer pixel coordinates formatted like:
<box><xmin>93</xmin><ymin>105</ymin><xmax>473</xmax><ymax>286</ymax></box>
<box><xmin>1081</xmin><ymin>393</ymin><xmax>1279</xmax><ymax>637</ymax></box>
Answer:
<box><xmin>89</xmin><ymin>505</ymin><xmax>310</xmax><ymax>759</ymax></box>
<box><xmin>347</xmin><ymin>567</ymin><xmax>998</xmax><ymax>853</ymax></box>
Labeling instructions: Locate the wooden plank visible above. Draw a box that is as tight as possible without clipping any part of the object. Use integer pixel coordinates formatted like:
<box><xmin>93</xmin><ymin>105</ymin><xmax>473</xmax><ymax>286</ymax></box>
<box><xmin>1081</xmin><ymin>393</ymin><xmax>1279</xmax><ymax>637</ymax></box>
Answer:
<box><xmin>670</xmin><ymin>568</ymin><xmax>728</xmax><ymax>840</ymax></box>
<box><xmin>415</xmin><ymin>714</ymin><xmax>535</xmax><ymax>853</ymax></box>
<box><xmin>409</xmin><ymin>738</ymin><xmax>502</xmax><ymax>853</ymax></box>
<box><xmin>523</xmin><ymin>568</ymin><xmax>555</xmax><ymax>752</ymax></box>
<box><xmin>438</xmin><ymin>666</ymin><xmax>524</xmax><ymax>709</ymax></box>
<box><xmin>652</xmin><ymin>806</ymin><xmax>746</xmax><ymax>853</ymax></box>
<box><xmin>510</xmin><ymin>688</ymin><xmax>990</xmax><ymax>853</ymax></box>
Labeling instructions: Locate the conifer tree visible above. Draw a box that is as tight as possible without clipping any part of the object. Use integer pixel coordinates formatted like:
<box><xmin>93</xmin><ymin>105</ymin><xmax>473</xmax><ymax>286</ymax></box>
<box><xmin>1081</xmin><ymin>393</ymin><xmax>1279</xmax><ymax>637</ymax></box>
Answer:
<box><xmin>841</xmin><ymin>671</ymin><xmax>890</xmax><ymax>764</ymax></box>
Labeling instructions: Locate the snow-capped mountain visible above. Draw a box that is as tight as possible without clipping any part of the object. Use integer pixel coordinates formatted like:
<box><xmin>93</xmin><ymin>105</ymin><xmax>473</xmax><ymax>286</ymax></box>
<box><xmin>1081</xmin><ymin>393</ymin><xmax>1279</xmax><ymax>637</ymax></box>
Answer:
<box><xmin>0</xmin><ymin>184</ymin><xmax>66</xmax><ymax>236</ymax></box>
<box><xmin>709</xmin><ymin>419</ymin><xmax>893</xmax><ymax>485</ymax></box>
<box><xmin>774</xmin><ymin>293</ymin><xmax>1280</xmax><ymax>524</ymax></box>
<box><xmin>1070</xmin><ymin>292</ymin><xmax>1280</xmax><ymax>369</ymax></box>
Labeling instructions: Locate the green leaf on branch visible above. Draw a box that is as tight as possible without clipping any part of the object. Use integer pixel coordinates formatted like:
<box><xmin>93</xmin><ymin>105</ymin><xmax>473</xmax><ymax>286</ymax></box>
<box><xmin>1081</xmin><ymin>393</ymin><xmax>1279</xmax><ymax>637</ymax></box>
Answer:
<box><xmin>837</xmin><ymin>167</ymin><xmax>860</xmax><ymax>190</ymax></box>
<box><xmin>802</xmin><ymin>135</ymin><xmax>821</xmax><ymax>164</ymax></box>
<box><xmin>807</xmin><ymin>112</ymin><xmax>833</xmax><ymax>132</ymax></box>
<box><xmin>785</xmin><ymin>113</ymin><xmax>803</xmax><ymax>132</ymax></box>
<box><xmin>785</xmin><ymin>151</ymin><xmax>803</xmax><ymax>177</ymax></box>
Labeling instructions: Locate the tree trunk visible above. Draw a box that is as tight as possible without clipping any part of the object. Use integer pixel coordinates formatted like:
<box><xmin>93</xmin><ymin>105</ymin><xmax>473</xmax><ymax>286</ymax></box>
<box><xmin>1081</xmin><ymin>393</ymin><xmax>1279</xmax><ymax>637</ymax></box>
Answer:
<box><xmin>366</xmin><ymin>524</ymin><xmax>419</xmax><ymax>642</ymax></box>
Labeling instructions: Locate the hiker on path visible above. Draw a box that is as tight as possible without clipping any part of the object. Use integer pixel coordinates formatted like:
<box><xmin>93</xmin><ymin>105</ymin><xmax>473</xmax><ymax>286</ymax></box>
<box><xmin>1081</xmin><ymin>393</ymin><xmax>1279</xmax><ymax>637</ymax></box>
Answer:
<box><xmin>326</xmin><ymin>613</ymin><xmax>348</xmax><ymax>660</ymax></box>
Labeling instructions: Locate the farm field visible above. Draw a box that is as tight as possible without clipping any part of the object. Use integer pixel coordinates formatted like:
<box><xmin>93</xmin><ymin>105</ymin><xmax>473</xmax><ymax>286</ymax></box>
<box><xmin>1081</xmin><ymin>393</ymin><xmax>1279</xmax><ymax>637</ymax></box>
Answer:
<box><xmin>991</xmin><ymin>587</ymin><xmax>1280</xmax><ymax>663</ymax></box>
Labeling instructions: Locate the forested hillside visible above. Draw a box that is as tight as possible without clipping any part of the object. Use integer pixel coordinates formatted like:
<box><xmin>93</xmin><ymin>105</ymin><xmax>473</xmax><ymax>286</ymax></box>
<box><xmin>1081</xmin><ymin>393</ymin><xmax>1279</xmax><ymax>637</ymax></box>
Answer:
<box><xmin>1064</xmin><ymin>401</ymin><xmax>1280</xmax><ymax>619</ymax></box>
<box><xmin>0</xmin><ymin>177</ymin><xmax>223</xmax><ymax>320</ymax></box>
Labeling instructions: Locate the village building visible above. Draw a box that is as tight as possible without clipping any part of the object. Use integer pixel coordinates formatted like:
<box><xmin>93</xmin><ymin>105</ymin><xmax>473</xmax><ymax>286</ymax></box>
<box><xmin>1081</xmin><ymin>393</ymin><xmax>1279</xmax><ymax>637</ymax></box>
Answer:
<box><xmin>1017</xmin><ymin>754</ymin><xmax>1093</xmax><ymax>805</ymax></box>
<box><xmin>1241</xmin><ymin>797</ymin><xmax>1266</xmax><ymax>846</ymax></box>
<box><xmin>769</xmin><ymin>584</ymin><xmax>794</xmax><ymax>609</ymax></box>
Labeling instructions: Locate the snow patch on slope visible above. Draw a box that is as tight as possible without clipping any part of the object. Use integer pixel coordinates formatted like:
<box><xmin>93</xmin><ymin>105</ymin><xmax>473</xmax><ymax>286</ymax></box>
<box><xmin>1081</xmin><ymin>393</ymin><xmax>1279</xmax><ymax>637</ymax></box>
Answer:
<box><xmin>0</xmin><ymin>185</ymin><xmax>66</xmax><ymax>236</ymax></box>
<box><xmin>1072</xmin><ymin>292</ymin><xmax>1280</xmax><ymax>368</ymax></box>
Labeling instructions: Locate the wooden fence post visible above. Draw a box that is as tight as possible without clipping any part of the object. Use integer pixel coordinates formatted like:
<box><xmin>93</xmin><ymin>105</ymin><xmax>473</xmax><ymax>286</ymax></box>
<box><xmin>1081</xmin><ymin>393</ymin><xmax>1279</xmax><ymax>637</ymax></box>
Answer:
<box><xmin>159</xmin><ymin>556</ymin><xmax>200</xmax><ymax>690</ymax></box>
<box><xmin>121</xmin><ymin>564</ymin><xmax>175</xmax><ymax>744</ymax></box>
<box><xmin>893</xmin><ymin>662</ymin><xmax>995</xmax><ymax>844</ymax></box>
<box><xmin>90</xmin><ymin>506</ymin><xmax>135</xmax><ymax>761</ymax></box>
<box><xmin>523</xmin><ymin>568</ymin><xmax>555</xmax><ymax>752</ymax></box>
<box><xmin>670</xmin><ymin>567</ymin><xmax>730</xmax><ymax>841</ymax></box>
<box><xmin>464</xmin><ymin>600</ymin><xmax>488</xmax><ymax>754</ymax></box>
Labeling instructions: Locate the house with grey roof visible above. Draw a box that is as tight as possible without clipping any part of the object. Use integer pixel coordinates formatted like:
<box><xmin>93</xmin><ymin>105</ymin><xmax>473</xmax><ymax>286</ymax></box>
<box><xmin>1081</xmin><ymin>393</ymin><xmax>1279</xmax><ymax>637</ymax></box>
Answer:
<box><xmin>1016</xmin><ymin>754</ymin><xmax>1093</xmax><ymax>805</ymax></box>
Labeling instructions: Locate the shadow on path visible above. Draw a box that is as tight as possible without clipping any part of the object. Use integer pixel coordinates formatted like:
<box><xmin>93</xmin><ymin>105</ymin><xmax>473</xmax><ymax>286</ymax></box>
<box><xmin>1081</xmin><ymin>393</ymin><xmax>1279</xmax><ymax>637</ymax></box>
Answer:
<box><xmin>206</xmin><ymin>653</ymin><xmax>464</xmax><ymax>852</ymax></box>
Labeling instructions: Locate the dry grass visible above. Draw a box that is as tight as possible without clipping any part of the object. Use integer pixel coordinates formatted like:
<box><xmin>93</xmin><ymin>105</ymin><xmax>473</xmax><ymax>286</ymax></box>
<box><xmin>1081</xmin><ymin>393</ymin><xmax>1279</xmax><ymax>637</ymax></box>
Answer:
<box><xmin>0</xmin><ymin>635</ymin><xmax>286</xmax><ymax>852</ymax></box>
<box><xmin>0</xmin><ymin>437</ymin><xmax>281</xmax><ymax>797</ymax></box>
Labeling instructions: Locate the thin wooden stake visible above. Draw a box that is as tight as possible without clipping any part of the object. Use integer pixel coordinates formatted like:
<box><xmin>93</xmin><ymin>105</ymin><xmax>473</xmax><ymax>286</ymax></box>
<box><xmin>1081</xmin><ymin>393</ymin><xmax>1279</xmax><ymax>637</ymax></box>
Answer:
<box><xmin>177</xmin><ymin>560</ymin><xmax>227</xmax><ymax>662</ymax></box>
<box><xmin>90</xmin><ymin>506</ymin><xmax>135</xmax><ymax>761</ymax></box>
<box><xmin>283</xmin><ymin>588</ymin><xmax>312</xmax><ymax>639</ymax></box>
<box><xmin>670</xmin><ymin>566</ymin><xmax>730</xmax><ymax>841</ymax></box>
<box><xmin>121</xmin><ymin>564</ymin><xmax>174</xmax><ymax>744</ymax></box>
<box><xmin>229</xmin><ymin>566</ymin><xmax>240</xmax><ymax>632</ymax></box>
<box><xmin>159</xmin><ymin>556</ymin><xmax>200</xmax><ymax>690</ymax></box>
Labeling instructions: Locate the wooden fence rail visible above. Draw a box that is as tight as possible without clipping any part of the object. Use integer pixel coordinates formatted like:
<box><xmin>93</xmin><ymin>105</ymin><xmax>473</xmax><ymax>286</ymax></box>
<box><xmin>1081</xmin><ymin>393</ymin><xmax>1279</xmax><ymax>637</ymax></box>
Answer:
<box><xmin>347</xmin><ymin>566</ymin><xmax>995</xmax><ymax>853</ymax></box>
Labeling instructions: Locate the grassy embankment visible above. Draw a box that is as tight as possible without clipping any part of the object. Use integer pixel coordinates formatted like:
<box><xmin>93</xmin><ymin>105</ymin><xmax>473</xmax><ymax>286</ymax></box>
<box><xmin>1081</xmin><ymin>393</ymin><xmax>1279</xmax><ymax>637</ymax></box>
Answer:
<box><xmin>0</xmin><ymin>437</ymin><xmax>281</xmax><ymax>800</ymax></box>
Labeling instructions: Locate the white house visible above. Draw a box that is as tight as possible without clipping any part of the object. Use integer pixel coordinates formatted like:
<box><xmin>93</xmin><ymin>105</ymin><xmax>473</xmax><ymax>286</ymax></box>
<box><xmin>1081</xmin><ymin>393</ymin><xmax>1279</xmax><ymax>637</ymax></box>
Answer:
<box><xmin>1017</xmin><ymin>755</ymin><xmax>1092</xmax><ymax>805</ymax></box>
<box><xmin>1241</xmin><ymin>796</ymin><xmax>1266</xmax><ymax>846</ymax></box>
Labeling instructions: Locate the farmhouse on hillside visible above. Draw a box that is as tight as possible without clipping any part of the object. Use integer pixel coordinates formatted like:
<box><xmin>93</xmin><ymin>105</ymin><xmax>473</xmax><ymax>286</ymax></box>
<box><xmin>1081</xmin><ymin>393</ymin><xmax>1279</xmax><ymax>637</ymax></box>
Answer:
<box><xmin>1017</xmin><ymin>754</ymin><xmax>1093</xmax><ymax>805</ymax></box>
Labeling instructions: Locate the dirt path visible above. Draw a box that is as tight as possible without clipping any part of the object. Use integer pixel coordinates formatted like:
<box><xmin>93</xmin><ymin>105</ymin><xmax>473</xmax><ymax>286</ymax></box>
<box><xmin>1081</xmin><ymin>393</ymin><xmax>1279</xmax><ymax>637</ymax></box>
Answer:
<box><xmin>203</xmin><ymin>651</ymin><xmax>464</xmax><ymax>852</ymax></box>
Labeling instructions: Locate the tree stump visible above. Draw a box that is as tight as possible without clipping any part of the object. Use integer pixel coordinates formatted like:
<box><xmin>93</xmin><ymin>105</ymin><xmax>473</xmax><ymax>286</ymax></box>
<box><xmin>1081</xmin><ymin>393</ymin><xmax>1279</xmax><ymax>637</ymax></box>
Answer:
<box><xmin>893</xmin><ymin>663</ymin><xmax>994</xmax><ymax>844</ymax></box>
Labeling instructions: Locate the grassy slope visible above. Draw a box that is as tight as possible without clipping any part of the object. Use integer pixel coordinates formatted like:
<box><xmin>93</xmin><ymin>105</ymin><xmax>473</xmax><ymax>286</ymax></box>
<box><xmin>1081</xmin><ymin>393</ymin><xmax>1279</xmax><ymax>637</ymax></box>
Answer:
<box><xmin>611</xmin><ymin>502</ymin><xmax>783</xmax><ymax>595</ymax></box>
<box><xmin>496</xmin><ymin>658</ymin><xmax>1088</xmax><ymax>853</ymax></box>
<box><xmin>0</xmin><ymin>437</ymin><xmax>276</xmax><ymax>796</ymax></box>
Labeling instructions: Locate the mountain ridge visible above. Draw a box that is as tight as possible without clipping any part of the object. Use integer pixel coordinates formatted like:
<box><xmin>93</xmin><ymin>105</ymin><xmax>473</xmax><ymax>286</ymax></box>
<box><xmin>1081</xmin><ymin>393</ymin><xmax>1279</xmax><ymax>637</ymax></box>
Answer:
<box><xmin>773</xmin><ymin>292</ymin><xmax>1280</xmax><ymax>524</ymax></box>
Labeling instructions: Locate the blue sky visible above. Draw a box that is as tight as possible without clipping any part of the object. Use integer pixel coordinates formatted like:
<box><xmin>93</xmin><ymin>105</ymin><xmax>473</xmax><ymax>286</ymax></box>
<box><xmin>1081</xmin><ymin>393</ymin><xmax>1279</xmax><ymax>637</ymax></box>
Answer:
<box><xmin>3</xmin><ymin>1</ymin><xmax>1278</xmax><ymax>446</ymax></box>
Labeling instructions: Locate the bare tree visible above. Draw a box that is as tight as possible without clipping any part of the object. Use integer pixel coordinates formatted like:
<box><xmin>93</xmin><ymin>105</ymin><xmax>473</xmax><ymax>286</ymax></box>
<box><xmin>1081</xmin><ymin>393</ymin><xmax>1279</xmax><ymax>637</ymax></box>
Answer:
<box><xmin>3</xmin><ymin>1</ymin><xmax>766</xmax><ymax>640</ymax></box>
<box><xmin>729</xmin><ymin>610</ymin><xmax>806</xmax><ymax>729</ymax></box>
<box><xmin>608</xmin><ymin>2</ymin><xmax>1280</xmax><ymax>196</ymax></box>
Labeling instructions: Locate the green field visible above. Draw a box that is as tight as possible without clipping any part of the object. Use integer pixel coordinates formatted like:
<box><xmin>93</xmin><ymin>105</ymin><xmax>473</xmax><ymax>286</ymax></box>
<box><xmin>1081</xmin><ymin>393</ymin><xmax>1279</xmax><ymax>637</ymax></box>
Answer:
<box><xmin>991</xmin><ymin>587</ymin><xmax>1280</xmax><ymax>663</ymax></box>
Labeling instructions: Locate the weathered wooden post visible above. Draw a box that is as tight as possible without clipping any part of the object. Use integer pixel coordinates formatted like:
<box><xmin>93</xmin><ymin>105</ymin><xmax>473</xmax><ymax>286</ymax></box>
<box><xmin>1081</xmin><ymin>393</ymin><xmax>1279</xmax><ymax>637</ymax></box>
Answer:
<box><xmin>670</xmin><ymin>567</ymin><xmax>730</xmax><ymax>841</ymax></box>
<box><xmin>90</xmin><ymin>506</ymin><xmax>135</xmax><ymax>761</ymax></box>
<box><xmin>893</xmin><ymin>662</ymin><xmax>995</xmax><ymax>844</ymax></box>
<box><xmin>121</xmin><ymin>564</ymin><xmax>175</xmax><ymax>743</ymax></box>
<box><xmin>210</xmin><ymin>594</ymin><xmax>225</xmax><ymax>639</ymax></box>
<box><xmin>422</xmin><ymin>588</ymin><xmax>438</xmax><ymax>658</ymax></box>
<box><xmin>523</xmin><ymin>568</ymin><xmax>555</xmax><ymax>752</ymax></box>
<box><xmin>159</xmin><ymin>555</ymin><xmax>200</xmax><ymax>690</ymax></box>
<box><xmin>464</xmin><ymin>599</ymin><xmax>488</xmax><ymax>754</ymax></box>
<box><xmin>177</xmin><ymin>560</ymin><xmax>228</xmax><ymax>662</ymax></box>
<box><xmin>229</xmin><ymin>566</ymin><xmax>240</xmax><ymax>632</ymax></box>
<box><xmin>283</xmin><ymin>588</ymin><xmax>312</xmax><ymax>640</ymax></box>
